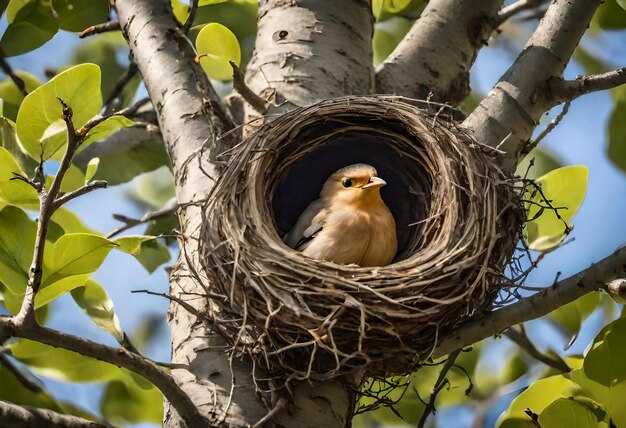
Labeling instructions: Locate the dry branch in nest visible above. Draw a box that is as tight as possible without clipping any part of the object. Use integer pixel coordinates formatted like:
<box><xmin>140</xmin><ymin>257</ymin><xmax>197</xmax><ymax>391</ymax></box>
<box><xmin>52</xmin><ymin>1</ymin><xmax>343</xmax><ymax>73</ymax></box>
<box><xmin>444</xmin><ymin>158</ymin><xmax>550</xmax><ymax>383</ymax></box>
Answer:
<box><xmin>199</xmin><ymin>96</ymin><xmax>523</xmax><ymax>385</ymax></box>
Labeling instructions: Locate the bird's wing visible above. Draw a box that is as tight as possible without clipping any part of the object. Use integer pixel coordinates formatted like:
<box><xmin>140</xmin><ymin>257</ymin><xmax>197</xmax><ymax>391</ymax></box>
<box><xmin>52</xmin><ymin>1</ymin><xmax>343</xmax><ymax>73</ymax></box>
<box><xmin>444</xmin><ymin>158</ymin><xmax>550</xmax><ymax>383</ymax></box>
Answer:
<box><xmin>283</xmin><ymin>199</ymin><xmax>327</xmax><ymax>250</ymax></box>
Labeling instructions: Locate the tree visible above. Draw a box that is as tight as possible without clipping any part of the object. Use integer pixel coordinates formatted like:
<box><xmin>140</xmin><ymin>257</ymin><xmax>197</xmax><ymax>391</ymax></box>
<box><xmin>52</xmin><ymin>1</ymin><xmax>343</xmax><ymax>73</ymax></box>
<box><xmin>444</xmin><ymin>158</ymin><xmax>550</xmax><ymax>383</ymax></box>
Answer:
<box><xmin>1</xmin><ymin>0</ymin><xmax>626</xmax><ymax>427</ymax></box>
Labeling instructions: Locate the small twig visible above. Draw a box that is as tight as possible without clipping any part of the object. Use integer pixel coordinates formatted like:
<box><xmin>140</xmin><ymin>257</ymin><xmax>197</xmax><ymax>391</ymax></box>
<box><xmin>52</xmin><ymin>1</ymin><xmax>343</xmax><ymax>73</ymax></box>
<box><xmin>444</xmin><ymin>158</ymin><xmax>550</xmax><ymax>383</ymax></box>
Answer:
<box><xmin>14</xmin><ymin>98</ymin><xmax>79</xmax><ymax>325</ymax></box>
<box><xmin>53</xmin><ymin>180</ymin><xmax>108</xmax><ymax>209</ymax></box>
<box><xmin>103</xmin><ymin>62</ymin><xmax>139</xmax><ymax>113</ymax></box>
<box><xmin>0</xmin><ymin>352</ymin><xmax>42</xmax><ymax>393</ymax></box>
<box><xmin>0</xmin><ymin>399</ymin><xmax>106</xmax><ymax>428</ymax></box>
<box><xmin>9</xmin><ymin>173</ymin><xmax>38</xmax><ymax>190</ymax></box>
<box><xmin>76</xmin><ymin>98</ymin><xmax>149</xmax><ymax>140</ymax></box>
<box><xmin>79</xmin><ymin>21</ymin><xmax>120</xmax><ymax>38</ymax></box>
<box><xmin>417</xmin><ymin>349</ymin><xmax>461</xmax><ymax>428</ymax></box>
<box><xmin>182</xmin><ymin>0</ymin><xmax>199</xmax><ymax>33</ymax></box>
<box><xmin>230</xmin><ymin>61</ymin><xmax>270</xmax><ymax>114</ymax></box>
<box><xmin>494</xmin><ymin>0</ymin><xmax>546</xmax><ymax>27</ymax></box>
<box><xmin>107</xmin><ymin>197</ymin><xmax>177</xmax><ymax>238</ymax></box>
<box><xmin>252</xmin><ymin>397</ymin><xmax>288</xmax><ymax>428</ymax></box>
<box><xmin>525</xmin><ymin>101</ymin><xmax>570</xmax><ymax>153</ymax></box>
<box><xmin>549</xmin><ymin>67</ymin><xmax>626</xmax><ymax>104</ymax></box>
<box><xmin>504</xmin><ymin>325</ymin><xmax>570</xmax><ymax>372</ymax></box>
<box><xmin>0</xmin><ymin>52</ymin><xmax>27</xmax><ymax>97</ymax></box>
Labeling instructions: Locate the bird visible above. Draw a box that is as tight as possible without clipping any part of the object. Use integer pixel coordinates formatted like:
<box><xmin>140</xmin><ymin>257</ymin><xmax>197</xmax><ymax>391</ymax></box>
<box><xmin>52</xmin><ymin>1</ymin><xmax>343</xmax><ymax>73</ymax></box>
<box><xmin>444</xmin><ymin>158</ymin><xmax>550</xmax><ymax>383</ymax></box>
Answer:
<box><xmin>283</xmin><ymin>163</ymin><xmax>397</xmax><ymax>267</ymax></box>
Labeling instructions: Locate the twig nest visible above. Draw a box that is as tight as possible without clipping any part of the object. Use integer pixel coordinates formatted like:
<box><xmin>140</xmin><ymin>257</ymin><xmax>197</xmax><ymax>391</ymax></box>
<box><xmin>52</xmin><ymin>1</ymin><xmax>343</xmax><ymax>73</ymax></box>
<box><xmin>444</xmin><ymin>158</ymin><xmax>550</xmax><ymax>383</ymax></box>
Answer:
<box><xmin>200</xmin><ymin>96</ymin><xmax>521</xmax><ymax>382</ymax></box>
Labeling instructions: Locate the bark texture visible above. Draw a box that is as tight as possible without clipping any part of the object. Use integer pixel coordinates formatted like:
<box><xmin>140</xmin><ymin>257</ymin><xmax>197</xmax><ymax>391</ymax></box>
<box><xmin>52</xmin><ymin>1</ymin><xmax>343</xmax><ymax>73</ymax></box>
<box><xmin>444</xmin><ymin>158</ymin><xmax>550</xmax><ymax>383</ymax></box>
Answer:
<box><xmin>463</xmin><ymin>0</ymin><xmax>602</xmax><ymax>170</ymax></box>
<box><xmin>115</xmin><ymin>1</ymin><xmax>267</xmax><ymax>426</ymax></box>
<box><xmin>375</xmin><ymin>0</ymin><xmax>502</xmax><ymax>103</ymax></box>
<box><xmin>245</xmin><ymin>0</ymin><xmax>374</xmax><ymax>116</ymax></box>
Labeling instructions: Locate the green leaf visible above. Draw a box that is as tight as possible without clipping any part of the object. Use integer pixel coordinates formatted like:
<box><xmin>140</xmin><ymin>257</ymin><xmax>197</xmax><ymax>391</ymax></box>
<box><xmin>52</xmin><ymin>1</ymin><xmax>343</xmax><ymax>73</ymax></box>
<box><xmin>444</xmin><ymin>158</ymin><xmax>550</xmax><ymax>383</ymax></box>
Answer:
<box><xmin>584</xmin><ymin>318</ymin><xmax>626</xmax><ymax>387</ymax></box>
<box><xmin>0</xmin><ymin>117</ymin><xmax>37</xmax><ymax>174</ymax></box>
<box><xmin>16</xmin><ymin>63</ymin><xmax>102</xmax><ymax>161</ymax></box>
<box><xmin>524</xmin><ymin>166</ymin><xmax>588</xmax><ymax>252</ymax></box>
<box><xmin>372</xmin><ymin>0</ymin><xmax>423</xmax><ymax>20</ymax></box>
<box><xmin>11</xmin><ymin>339</ymin><xmax>123</xmax><ymax>382</ymax></box>
<box><xmin>0</xmin><ymin>71</ymin><xmax>41</xmax><ymax>121</ymax></box>
<box><xmin>193</xmin><ymin>1</ymin><xmax>258</xmax><ymax>40</ymax></box>
<box><xmin>82</xmin><ymin>115</ymin><xmax>135</xmax><ymax>147</ymax></box>
<box><xmin>85</xmin><ymin>157</ymin><xmax>99</xmax><ymax>183</ymax></box>
<box><xmin>618</xmin><ymin>0</ymin><xmax>626</xmax><ymax>12</ymax></box>
<box><xmin>538</xmin><ymin>397</ymin><xmax>604</xmax><ymax>428</ymax></box>
<box><xmin>170</xmin><ymin>0</ymin><xmax>189</xmax><ymax>24</ymax></box>
<box><xmin>50</xmin><ymin>207</ymin><xmax>98</xmax><ymax>235</ymax></box>
<box><xmin>497</xmin><ymin>375</ymin><xmax>579</xmax><ymax>428</ymax></box>
<box><xmin>596</xmin><ymin>0</ymin><xmax>626</xmax><ymax>29</ymax></box>
<box><xmin>571</xmin><ymin>365</ymin><xmax>626</xmax><ymax>426</ymax></box>
<box><xmin>516</xmin><ymin>148</ymin><xmax>563</xmax><ymax>180</ymax></box>
<box><xmin>128</xmin><ymin>167</ymin><xmax>175</xmax><ymax>209</ymax></box>
<box><xmin>1</xmin><ymin>0</ymin><xmax>59</xmax><ymax>56</ymax></box>
<box><xmin>0</xmin><ymin>364</ymin><xmax>99</xmax><ymax>421</ymax></box>
<box><xmin>41</xmin><ymin>233</ymin><xmax>116</xmax><ymax>288</ymax></box>
<box><xmin>71</xmin><ymin>279</ymin><xmax>124</xmax><ymax>341</ymax></box>
<box><xmin>51</xmin><ymin>0</ymin><xmax>110</xmax><ymax>32</ymax></box>
<box><xmin>114</xmin><ymin>235</ymin><xmax>171</xmax><ymax>273</ymax></box>
<box><xmin>36</xmin><ymin>274</ymin><xmax>89</xmax><ymax>308</ymax></box>
<box><xmin>0</xmin><ymin>206</ymin><xmax>36</xmax><ymax>296</ymax></box>
<box><xmin>548</xmin><ymin>292</ymin><xmax>601</xmax><ymax>348</ymax></box>
<box><xmin>196</xmin><ymin>22</ymin><xmax>241</xmax><ymax>81</ymax></box>
<box><xmin>0</xmin><ymin>146</ymin><xmax>39</xmax><ymax>209</ymax></box>
<box><xmin>101</xmin><ymin>372</ymin><xmax>163</xmax><ymax>425</ymax></box>
<box><xmin>372</xmin><ymin>17</ymin><xmax>413</xmax><ymax>65</ymax></box>
<box><xmin>74</xmin><ymin>128</ymin><xmax>169</xmax><ymax>186</ymax></box>
<box><xmin>45</xmin><ymin>163</ymin><xmax>86</xmax><ymax>193</ymax></box>
<box><xmin>607</xmin><ymin>94</ymin><xmax>626</xmax><ymax>173</ymax></box>
<box><xmin>71</xmin><ymin>34</ymin><xmax>140</xmax><ymax>108</ymax></box>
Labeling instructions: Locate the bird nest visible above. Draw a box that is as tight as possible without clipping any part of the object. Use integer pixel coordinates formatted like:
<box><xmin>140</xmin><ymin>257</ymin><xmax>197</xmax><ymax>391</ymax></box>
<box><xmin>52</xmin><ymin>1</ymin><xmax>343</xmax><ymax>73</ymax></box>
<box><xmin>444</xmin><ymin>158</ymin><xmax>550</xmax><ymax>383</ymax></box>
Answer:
<box><xmin>200</xmin><ymin>96</ymin><xmax>522</xmax><ymax>383</ymax></box>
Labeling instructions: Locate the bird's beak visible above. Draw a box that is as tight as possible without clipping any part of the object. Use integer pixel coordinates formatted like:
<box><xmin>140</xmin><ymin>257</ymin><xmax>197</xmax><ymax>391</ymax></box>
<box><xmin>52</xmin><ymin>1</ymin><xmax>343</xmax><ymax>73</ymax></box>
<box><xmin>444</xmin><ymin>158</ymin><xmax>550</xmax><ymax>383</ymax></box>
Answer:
<box><xmin>361</xmin><ymin>176</ymin><xmax>387</xmax><ymax>189</ymax></box>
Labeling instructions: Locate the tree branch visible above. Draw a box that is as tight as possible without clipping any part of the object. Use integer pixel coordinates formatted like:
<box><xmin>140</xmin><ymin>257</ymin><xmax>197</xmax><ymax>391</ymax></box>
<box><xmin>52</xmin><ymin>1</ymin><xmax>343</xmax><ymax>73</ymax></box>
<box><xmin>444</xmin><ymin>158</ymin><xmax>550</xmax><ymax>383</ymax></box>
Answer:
<box><xmin>463</xmin><ymin>0</ymin><xmax>602</xmax><ymax>170</ymax></box>
<box><xmin>547</xmin><ymin>67</ymin><xmax>626</xmax><ymax>105</ymax></box>
<box><xmin>375</xmin><ymin>0</ymin><xmax>502</xmax><ymax>104</ymax></box>
<box><xmin>230</xmin><ymin>61</ymin><xmax>269</xmax><ymax>114</ymax></box>
<box><xmin>79</xmin><ymin>21</ymin><xmax>120</xmax><ymax>38</ymax></box>
<box><xmin>0</xmin><ymin>400</ymin><xmax>105</xmax><ymax>428</ymax></box>
<box><xmin>434</xmin><ymin>246</ymin><xmax>626</xmax><ymax>358</ymax></box>
<box><xmin>14</xmin><ymin>99</ymin><xmax>79</xmax><ymax>325</ymax></box>
<box><xmin>53</xmin><ymin>181</ymin><xmax>108</xmax><ymax>210</ymax></box>
<box><xmin>103</xmin><ymin>62</ymin><xmax>139</xmax><ymax>114</ymax></box>
<box><xmin>181</xmin><ymin>0</ymin><xmax>199</xmax><ymax>33</ymax></box>
<box><xmin>493</xmin><ymin>0</ymin><xmax>548</xmax><ymax>27</ymax></box>
<box><xmin>107</xmin><ymin>197</ymin><xmax>177</xmax><ymax>238</ymax></box>
<box><xmin>0</xmin><ymin>317</ymin><xmax>208</xmax><ymax>427</ymax></box>
<box><xmin>504</xmin><ymin>326</ymin><xmax>570</xmax><ymax>372</ymax></box>
<box><xmin>0</xmin><ymin>352</ymin><xmax>42</xmax><ymax>392</ymax></box>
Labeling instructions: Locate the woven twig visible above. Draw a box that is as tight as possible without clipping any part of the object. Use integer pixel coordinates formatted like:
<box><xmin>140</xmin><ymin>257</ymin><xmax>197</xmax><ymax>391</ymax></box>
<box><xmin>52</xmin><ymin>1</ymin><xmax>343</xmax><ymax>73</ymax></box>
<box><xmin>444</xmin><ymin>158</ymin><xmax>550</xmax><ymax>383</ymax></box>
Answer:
<box><xmin>199</xmin><ymin>96</ymin><xmax>522</xmax><ymax>384</ymax></box>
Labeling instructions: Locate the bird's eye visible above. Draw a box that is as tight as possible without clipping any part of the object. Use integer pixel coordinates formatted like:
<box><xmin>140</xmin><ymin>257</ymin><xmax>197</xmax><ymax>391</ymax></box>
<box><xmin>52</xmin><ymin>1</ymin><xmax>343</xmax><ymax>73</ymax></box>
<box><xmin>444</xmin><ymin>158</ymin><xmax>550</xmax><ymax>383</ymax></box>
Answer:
<box><xmin>342</xmin><ymin>178</ymin><xmax>352</xmax><ymax>188</ymax></box>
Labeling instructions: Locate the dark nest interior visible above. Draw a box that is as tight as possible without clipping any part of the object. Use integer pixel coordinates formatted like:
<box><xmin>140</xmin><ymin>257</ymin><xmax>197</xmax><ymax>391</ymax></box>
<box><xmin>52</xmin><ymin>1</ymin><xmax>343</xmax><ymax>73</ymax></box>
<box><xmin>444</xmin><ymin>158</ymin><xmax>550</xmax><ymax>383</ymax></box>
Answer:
<box><xmin>200</xmin><ymin>96</ymin><xmax>523</xmax><ymax>384</ymax></box>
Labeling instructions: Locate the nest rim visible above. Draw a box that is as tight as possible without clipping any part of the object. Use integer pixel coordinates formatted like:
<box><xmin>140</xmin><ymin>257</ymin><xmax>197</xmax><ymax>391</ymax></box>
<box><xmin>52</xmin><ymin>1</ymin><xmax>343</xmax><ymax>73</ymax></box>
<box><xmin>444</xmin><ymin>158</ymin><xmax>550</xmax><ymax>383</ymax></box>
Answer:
<box><xmin>200</xmin><ymin>95</ymin><xmax>522</xmax><ymax>383</ymax></box>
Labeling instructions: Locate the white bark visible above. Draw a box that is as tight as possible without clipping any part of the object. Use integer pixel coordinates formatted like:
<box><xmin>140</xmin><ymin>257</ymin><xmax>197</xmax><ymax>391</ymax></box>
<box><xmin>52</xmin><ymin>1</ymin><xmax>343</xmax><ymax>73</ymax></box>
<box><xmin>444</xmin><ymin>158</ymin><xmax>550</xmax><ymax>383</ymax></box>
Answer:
<box><xmin>245</xmin><ymin>0</ymin><xmax>374</xmax><ymax>116</ymax></box>
<box><xmin>463</xmin><ymin>0</ymin><xmax>602</xmax><ymax>170</ymax></box>
<box><xmin>115</xmin><ymin>1</ymin><xmax>267</xmax><ymax>426</ymax></box>
<box><xmin>375</xmin><ymin>0</ymin><xmax>502</xmax><ymax>103</ymax></box>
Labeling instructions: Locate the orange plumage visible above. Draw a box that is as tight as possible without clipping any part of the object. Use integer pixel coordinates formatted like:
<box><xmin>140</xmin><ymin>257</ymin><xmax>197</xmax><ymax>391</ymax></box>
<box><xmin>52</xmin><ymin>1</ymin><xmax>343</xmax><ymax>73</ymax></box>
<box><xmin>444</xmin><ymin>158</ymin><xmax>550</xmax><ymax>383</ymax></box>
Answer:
<box><xmin>283</xmin><ymin>164</ymin><xmax>397</xmax><ymax>267</ymax></box>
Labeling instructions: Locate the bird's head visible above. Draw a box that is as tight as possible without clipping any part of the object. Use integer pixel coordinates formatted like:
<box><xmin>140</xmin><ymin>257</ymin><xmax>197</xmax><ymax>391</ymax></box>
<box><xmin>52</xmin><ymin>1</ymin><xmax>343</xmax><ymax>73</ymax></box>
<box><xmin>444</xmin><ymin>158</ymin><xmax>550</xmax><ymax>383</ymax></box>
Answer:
<box><xmin>320</xmin><ymin>163</ymin><xmax>387</xmax><ymax>206</ymax></box>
